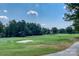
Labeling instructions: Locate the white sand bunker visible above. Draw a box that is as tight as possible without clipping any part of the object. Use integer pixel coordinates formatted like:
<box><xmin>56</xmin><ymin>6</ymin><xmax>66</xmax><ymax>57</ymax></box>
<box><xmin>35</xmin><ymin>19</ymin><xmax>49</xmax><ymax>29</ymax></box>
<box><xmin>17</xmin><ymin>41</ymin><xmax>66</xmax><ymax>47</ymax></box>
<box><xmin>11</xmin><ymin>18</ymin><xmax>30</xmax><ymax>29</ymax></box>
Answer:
<box><xmin>16</xmin><ymin>40</ymin><xmax>33</xmax><ymax>43</ymax></box>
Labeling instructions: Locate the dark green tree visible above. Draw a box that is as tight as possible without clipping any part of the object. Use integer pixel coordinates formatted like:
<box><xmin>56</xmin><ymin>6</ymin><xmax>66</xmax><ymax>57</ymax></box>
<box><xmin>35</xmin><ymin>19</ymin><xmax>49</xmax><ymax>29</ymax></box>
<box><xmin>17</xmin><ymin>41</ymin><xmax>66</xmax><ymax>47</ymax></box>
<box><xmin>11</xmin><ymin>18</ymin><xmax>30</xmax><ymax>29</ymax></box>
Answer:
<box><xmin>0</xmin><ymin>21</ymin><xmax>5</xmax><ymax>37</ymax></box>
<box><xmin>26</xmin><ymin>23</ymin><xmax>42</xmax><ymax>35</ymax></box>
<box><xmin>51</xmin><ymin>27</ymin><xmax>58</xmax><ymax>34</ymax></box>
<box><xmin>41</xmin><ymin>27</ymin><xmax>50</xmax><ymax>34</ymax></box>
<box><xmin>59</xmin><ymin>28</ymin><xmax>66</xmax><ymax>33</ymax></box>
<box><xmin>0</xmin><ymin>21</ymin><xmax>4</xmax><ymax>33</ymax></box>
<box><xmin>66</xmin><ymin>27</ymin><xmax>74</xmax><ymax>34</ymax></box>
<box><xmin>16</xmin><ymin>20</ymin><xmax>27</xmax><ymax>36</ymax></box>
<box><xmin>64</xmin><ymin>3</ymin><xmax>79</xmax><ymax>32</ymax></box>
<box><xmin>5</xmin><ymin>20</ymin><xmax>17</xmax><ymax>37</ymax></box>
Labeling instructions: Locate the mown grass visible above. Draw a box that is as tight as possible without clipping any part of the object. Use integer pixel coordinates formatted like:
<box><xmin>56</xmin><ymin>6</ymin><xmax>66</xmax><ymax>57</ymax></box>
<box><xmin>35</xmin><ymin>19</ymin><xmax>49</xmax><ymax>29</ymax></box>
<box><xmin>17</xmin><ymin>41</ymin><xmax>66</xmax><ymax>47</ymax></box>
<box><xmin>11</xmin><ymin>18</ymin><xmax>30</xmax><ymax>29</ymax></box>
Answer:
<box><xmin>0</xmin><ymin>34</ymin><xmax>79</xmax><ymax>56</ymax></box>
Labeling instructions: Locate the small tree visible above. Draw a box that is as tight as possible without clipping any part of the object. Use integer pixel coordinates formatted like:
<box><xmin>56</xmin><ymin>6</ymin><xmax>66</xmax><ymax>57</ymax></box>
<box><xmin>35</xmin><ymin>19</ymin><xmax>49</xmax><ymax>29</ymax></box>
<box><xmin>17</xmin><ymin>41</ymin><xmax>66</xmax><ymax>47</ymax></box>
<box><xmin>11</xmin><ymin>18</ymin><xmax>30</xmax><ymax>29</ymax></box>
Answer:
<box><xmin>59</xmin><ymin>28</ymin><xmax>66</xmax><ymax>33</ymax></box>
<box><xmin>66</xmin><ymin>27</ymin><xmax>74</xmax><ymax>34</ymax></box>
<box><xmin>41</xmin><ymin>27</ymin><xmax>50</xmax><ymax>34</ymax></box>
<box><xmin>51</xmin><ymin>27</ymin><xmax>58</xmax><ymax>34</ymax></box>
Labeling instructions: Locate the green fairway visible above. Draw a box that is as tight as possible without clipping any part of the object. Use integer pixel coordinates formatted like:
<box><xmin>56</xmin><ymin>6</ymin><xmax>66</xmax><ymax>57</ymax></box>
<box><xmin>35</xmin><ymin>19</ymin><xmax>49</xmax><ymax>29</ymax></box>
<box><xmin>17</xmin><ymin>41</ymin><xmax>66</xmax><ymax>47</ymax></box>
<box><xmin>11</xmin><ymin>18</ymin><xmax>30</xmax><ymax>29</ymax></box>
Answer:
<box><xmin>0</xmin><ymin>34</ymin><xmax>79</xmax><ymax>56</ymax></box>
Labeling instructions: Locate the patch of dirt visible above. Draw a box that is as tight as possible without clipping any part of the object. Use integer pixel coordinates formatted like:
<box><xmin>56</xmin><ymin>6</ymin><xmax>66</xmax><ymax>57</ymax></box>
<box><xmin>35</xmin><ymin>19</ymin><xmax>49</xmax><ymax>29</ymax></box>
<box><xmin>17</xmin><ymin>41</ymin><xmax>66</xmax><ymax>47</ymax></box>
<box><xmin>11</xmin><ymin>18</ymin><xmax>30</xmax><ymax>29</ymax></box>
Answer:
<box><xmin>31</xmin><ymin>43</ymin><xmax>72</xmax><ymax>50</ymax></box>
<box><xmin>74</xmin><ymin>37</ymin><xmax>79</xmax><ymax>41</ymax></box>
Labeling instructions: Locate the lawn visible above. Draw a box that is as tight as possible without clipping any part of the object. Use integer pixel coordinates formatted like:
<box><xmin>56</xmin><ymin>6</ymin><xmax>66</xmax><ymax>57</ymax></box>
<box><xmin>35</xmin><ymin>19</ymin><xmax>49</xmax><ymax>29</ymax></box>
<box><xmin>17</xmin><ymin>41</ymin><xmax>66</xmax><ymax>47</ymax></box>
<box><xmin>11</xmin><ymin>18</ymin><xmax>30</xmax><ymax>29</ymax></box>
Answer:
<box><xmin>0</xmin><ymin>34</ymin><xmax>79</xmax><ymax>56</ymax></box>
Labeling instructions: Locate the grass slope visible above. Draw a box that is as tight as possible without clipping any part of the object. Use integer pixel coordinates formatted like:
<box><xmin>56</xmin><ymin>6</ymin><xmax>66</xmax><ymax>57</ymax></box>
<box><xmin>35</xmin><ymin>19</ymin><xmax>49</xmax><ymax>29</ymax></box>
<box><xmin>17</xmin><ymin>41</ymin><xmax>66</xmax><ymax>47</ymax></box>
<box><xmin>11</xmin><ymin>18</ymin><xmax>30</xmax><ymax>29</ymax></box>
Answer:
<box><xmin>0</xmin><ymin>34</ymin><xmax>79</xmax><ymax>56</ymax></box>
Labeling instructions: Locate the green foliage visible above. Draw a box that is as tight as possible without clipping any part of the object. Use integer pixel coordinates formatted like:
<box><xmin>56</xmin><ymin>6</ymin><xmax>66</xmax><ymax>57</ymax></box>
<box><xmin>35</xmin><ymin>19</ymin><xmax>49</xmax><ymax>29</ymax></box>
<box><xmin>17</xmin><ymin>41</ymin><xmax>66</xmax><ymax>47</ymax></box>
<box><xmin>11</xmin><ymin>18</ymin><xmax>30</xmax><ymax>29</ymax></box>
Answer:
<box><xmin>41</xmin><ymin>28</ymin><xmax>50</xmax><ymax>34</ymax></box>
<box><xmin>0</xmin><ymin>19</ymin><xmax>76</xmax><ymax>37</ymax></box>
<box><xmin>4</xmin><ymin>20</ymin><xmax>43</xmax><ymax>37</ymax></box>
<box><xmin>26</xmin><ymin>23</ymin><xmax>42</xmax><ymax>35</ymax></box>
<box><xmin>51</xmin><ymin>27</ymin><xmax>58</xmax><ymax>34</ymax></box>
<box><xmin>66</xmin><ymin>27</ymin><xmax>74</xmax><ymax>34</ymax></box>
<box><xmin>0</xmin><ymin>21</ymin><xmax>5</xmax><ymax>37</ymax></box>
<box><xmin>64</xmin><ymin>3</ymin><xmax>79</xmax><ymax>32</ymax></box>
<box><xmin>59</xmin><ymin>28</ymin><xmax>66</xmax><ymax>33</ymax></box>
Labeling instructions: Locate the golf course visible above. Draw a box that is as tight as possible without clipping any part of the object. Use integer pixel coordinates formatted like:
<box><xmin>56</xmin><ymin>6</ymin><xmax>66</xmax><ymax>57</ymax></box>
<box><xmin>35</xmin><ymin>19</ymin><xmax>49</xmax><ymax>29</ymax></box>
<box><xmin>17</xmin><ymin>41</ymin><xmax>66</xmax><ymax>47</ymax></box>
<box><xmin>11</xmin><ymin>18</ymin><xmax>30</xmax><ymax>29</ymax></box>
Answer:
<box><xmin>0</xmin><ymin>3</ymin><xmax>79</xmax><ymax>56</ymax></box>
<box><xmin>0</xmin><ymin>34</ymin><xmax>79</xmax><ymax>56</ymax></box>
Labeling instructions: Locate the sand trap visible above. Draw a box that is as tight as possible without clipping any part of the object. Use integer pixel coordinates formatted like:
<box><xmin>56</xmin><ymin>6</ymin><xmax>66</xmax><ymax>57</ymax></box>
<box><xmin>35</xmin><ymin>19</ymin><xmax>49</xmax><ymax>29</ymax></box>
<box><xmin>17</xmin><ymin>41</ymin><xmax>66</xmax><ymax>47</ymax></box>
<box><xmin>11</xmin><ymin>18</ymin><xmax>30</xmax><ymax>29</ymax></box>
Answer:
<box><xmin>16</xmin><ymin>40</ymin><xmax>33</xmax><ymax>43</ymax></box>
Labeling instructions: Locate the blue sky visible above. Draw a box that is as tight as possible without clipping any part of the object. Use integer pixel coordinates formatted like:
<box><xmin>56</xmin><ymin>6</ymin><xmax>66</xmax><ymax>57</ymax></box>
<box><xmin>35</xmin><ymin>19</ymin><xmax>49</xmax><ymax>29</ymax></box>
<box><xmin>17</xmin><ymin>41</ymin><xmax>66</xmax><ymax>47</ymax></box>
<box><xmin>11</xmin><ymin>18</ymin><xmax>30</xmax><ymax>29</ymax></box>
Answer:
<box><xmin>0</xmin><ymin>3</ymin><xmax>72</xmax><ymax>29</ymax></box>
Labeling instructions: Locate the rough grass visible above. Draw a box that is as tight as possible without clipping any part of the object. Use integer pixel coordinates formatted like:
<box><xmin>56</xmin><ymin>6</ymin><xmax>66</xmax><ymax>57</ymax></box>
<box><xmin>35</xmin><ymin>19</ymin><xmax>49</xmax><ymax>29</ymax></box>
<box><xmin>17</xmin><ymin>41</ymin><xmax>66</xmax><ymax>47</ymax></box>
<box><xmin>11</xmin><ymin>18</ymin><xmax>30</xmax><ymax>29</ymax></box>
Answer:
<box><xmin>0</xmin><ymin>34</ymin><xmax>79</xmax><ymax>56</ymax></box>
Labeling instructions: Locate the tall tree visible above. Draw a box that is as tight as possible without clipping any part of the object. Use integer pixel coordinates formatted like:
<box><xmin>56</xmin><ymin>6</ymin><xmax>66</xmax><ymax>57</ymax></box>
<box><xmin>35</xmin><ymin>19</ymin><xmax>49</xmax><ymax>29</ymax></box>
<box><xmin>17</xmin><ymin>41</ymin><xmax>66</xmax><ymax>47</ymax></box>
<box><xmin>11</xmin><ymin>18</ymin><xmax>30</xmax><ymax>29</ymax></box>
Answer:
<box><xmin>16</xmin><ymin>20</ymin><xmax>27</xmax><ymax>36</ymax></box>
<box><xmin>26</xmin><ymin>23</ymin><xmax>42</xmax><ymax>35</ymax></box>
<box><xmin>0</xmin><ymin>21</ymin><xmax>4</xmax><ymax>33</ymax></box>
<box><xmin>5</xmin><ymin>20</ymin><xmax>17</xmax><ymax>37</ymax></box>
<box><xmin>64</xmin><ymin>3</ymin><xmax>79</xmax><ymax>32</ymax></box>
<box><xmin>0</xmin><ymin>21</ymin><xmax>5</xmax><ymax>37</ymax></box>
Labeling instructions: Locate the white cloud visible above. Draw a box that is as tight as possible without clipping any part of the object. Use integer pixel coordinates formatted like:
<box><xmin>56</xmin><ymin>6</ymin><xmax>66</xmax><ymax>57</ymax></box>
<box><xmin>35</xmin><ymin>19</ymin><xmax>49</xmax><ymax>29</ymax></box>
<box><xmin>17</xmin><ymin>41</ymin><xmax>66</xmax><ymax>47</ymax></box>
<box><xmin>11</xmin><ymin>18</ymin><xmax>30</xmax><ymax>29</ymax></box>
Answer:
<box><xmin>0</xmin><ymin>10</ymin><xmax>8</xmax><ymax>13</ymax></box>
<box><xmin>27</xmin><ymin>10</ymin><xmax>38</xmax><ymax>16</ymax></box>
<box><xmin>64</xmin><ymin>6</ymin><xmax>66</xmax><ymax>9</ymax></box>
<box><xmin>0</xmin><ymin>16</ymin><xmax>8</xmax><ymax>20</ymax></box>
<box><xmin>3</xmin><ymin>10</ymin><xmax>8</xmax><ymax>13</ymax></box>
<box><xmin>41</xmin><ymin>24</ymin><xmax>46</xmax><ymax>26</ymax></box>
<box><xmin>41</xmin><ymin>24</ymin><xmax>47</xmax><ymax>28</ymax></box>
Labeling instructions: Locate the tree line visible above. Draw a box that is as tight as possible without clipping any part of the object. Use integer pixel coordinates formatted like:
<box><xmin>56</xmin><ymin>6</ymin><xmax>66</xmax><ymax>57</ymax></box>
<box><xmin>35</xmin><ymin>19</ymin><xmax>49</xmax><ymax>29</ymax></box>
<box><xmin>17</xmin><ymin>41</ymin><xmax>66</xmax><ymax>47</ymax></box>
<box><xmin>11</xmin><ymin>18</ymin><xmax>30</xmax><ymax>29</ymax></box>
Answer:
<box><xmin>0</xmin><ymin>19</ymin><xmax>75</xmax><ymax>37</ymax></box>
